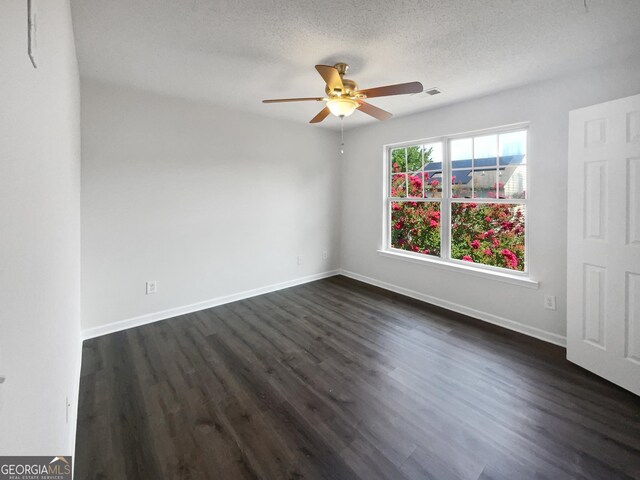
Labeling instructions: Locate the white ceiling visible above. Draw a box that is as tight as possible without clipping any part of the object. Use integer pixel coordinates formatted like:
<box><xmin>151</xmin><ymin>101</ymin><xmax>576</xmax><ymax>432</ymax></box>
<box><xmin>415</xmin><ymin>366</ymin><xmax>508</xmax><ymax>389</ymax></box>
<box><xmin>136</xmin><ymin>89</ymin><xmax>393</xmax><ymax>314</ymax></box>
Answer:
<box><xmin>70</xmin><ymin>0</ymin><xmax>640</xmax><ymax>129</ymax></box>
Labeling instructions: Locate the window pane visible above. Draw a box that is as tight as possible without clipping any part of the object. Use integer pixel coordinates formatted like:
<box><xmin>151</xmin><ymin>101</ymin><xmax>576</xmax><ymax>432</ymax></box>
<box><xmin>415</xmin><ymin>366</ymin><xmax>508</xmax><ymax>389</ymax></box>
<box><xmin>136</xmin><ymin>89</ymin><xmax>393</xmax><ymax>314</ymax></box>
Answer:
<box><xmin>408</xmin><ymin>173</ymin><xmax>424</xmax><ymax>198</ymax></box>
<box><xmin>423</xmin><ymin>143</ymin><xmax>443</xmax><ymax>198</ymax></box>
<box><xmin>391</xmin><ymin>148</ymin><xmax>406</xmax><ymax>173</ymax></box>
<box><xmin>499</xmin><ymin>165</ymin><xmax>527</xmax><ymax>199</ymax></box>
<box><xmin>499</xmin><ymin>153</ymin><xmax>526</xmax><ymax>167</ymax></box>
<box><xmin>499</xmin><ymin>130</ymin><xmax>527</xmax><ymax>158</ymax></box>
<box><xmin>451</xmin><ymin>203</ymin><xmax>525</xmax><ymax>271</ymax></box>
<box><xmin>407</xmin><ymin>146</ymin><xmax>422</xmax><ymax>172</ymax></box>
<box><xmin>451</xmin><ymin>139</ymin><xmax>472</xmax><ymax>169</ymax></box>
<box><xmin>452</xmin><ymin>170</ymin><xmax>472</xmax><ymax>198</ymax></box>
<box><xmin>423</xmin><ymin>143</ymin><xmax>442</xmax><ymax>165</ymax></box>
<box><xmin>473</xmin><ymin>170</ymin><xmax>498</xmax><ymax>198</ymax></box>
<box><xmin>391</xmin><ymin>174</ymin><xmax>406</xmax><ymax>197</ymax></box>
<box><xmin>424</xmin><ymin>172</ymin><xmax>442</xmax><ymax>198</ymax></box>
<box><xmin>391</xmin><ymin>201</ymin><xmax>441</xmax><ymax>256</ymax></box>
<box><xmin>474</xmin><ymin>134</ymin><xmax>497</xmax><ymax>160</ymax></box>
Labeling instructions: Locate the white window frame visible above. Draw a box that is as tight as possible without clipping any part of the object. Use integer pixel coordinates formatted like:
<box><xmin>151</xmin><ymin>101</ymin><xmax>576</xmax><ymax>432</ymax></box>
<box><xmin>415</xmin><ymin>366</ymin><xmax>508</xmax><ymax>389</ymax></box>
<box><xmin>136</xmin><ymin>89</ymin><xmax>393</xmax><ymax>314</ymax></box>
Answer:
<box><xmin>380</xmin><ymin>123</ymin><xmax>538</xmax><ymax>288</ymax></box>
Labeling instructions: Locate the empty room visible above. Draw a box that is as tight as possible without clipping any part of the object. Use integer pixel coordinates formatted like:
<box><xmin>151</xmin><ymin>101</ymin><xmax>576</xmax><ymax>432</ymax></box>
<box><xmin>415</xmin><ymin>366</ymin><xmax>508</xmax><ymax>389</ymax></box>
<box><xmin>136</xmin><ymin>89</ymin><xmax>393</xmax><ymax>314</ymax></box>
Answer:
<box><xmin>2</xmin><ymin>0</ymin><xmax>640</xmax><ymax>479</ymax></box>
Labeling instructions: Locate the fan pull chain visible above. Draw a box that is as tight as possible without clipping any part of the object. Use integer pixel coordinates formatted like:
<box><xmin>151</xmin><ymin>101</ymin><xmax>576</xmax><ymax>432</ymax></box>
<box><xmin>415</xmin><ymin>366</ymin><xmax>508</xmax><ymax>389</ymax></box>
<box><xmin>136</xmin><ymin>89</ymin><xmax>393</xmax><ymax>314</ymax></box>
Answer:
<box><xmin>340</xmin><ymin>117</ymin><xmax>345</xmax><ymax>155</ymax></box>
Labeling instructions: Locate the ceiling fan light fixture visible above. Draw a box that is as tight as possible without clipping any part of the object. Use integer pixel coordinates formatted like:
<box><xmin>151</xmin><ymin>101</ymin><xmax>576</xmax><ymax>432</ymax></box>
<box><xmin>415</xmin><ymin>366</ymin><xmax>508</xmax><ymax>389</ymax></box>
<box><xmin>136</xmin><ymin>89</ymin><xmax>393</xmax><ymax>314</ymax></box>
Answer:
<box><xmin>327</xmin><ymin>97</ymin><xmax>358</xmax><ymax>117</ymax></box>
<box><xmin>262</xmin><ymin>63</ymin><xmax>423</xmax><ymax>124</ymax></box>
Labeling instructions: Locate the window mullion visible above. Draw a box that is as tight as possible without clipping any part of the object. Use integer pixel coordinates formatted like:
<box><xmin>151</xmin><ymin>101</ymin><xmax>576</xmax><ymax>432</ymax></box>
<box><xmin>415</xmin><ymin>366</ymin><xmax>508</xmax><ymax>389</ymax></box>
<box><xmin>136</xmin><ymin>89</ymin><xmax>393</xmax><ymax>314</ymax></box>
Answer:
<box><xmin>496</xmin><ymin>133</ymin><xmax>501</xmax><ymax>198</ymax></box>
<box><xmin>404</xmin><ymin>148</ymin><xmax>408</xmax><ymax>200</ymax></box>
<box><xmin>442</xmin><ymin>137</ymin><xmax>451</xmax><ymax>262</ymax></box>
<box><xmin>385</xmin><ymin>148</ymin><xmax>389</xmax><ymax>250</ymax></box>
<box><xmin>471</xmin><ymin>137</ymin><xmax>475</xmax><ymax>199</ymax></box>
<box><xmin>421</xmin><ymin>146</ymin><xmax>425</xmax><ymax>198</ymax></box>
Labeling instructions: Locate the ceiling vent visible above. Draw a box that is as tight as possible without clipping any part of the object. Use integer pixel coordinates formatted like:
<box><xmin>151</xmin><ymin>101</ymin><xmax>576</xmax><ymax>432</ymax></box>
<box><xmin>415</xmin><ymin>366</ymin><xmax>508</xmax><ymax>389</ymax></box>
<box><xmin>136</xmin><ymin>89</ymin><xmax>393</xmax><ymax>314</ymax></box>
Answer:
<box><xmin>424</xmin><ymin>87</ymin><xmax>441</xmax><ymax>96</ymax></box>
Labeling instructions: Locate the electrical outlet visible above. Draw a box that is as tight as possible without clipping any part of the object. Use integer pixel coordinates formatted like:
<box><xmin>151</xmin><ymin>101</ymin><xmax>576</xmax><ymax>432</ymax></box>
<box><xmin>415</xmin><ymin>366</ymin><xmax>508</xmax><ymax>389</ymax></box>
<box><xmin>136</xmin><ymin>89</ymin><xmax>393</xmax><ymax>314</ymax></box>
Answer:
<box><xmin>322</xmin><ymin>250</ymin><xmax>328</xmax><ymax>261</ymax></box>
<box><xmin>297</xmin><ymin>256</ymin><xmax>303</xmax><ymax>266</ymax></box>
<box><xmin>544</xmin><ymin>295</ymin><xmax>556</xmax><ymax>310</ymax></box>
<box><xmin>146</xmin><ymin>281</ymin><xmax>157</xmax><ymax>295</ymax></box>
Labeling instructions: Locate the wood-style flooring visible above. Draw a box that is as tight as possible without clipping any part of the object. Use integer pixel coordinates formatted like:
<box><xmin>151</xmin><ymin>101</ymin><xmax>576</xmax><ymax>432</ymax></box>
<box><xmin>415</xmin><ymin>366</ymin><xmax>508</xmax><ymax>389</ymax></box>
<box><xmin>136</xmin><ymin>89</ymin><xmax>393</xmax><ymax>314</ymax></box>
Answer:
<box><xmin>75</xmin><ymin>276</ymin><xmax>640</xmax><ymax>479</ymax></box>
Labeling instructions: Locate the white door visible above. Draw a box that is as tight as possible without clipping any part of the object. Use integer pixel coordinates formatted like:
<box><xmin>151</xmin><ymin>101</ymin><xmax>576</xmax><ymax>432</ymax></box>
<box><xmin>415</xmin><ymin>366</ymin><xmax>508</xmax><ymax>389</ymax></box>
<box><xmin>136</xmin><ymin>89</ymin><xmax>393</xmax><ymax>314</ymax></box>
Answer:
<box><xmin>567</xmin><ymin>93</ymin><xmax>640</xmax><ymax>396</ymax></box>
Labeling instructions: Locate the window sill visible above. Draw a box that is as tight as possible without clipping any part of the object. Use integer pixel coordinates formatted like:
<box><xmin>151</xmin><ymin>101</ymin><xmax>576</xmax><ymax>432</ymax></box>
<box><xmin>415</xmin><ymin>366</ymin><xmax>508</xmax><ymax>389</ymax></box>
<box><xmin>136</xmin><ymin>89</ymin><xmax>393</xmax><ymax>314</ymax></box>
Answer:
<box><xmin>377</xmin><ymin>249</ymin><xmax>539</xmax><ymax>289</ymax></box>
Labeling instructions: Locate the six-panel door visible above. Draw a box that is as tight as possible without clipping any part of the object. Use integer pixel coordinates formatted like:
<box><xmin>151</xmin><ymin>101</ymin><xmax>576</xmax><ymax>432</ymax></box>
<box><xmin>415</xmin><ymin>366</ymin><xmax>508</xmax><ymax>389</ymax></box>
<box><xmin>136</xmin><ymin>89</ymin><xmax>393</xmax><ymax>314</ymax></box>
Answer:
<box><xmin>567</xmin><ymin>93</ymin><xmax>640</xmax><ymax>396</ymax></box>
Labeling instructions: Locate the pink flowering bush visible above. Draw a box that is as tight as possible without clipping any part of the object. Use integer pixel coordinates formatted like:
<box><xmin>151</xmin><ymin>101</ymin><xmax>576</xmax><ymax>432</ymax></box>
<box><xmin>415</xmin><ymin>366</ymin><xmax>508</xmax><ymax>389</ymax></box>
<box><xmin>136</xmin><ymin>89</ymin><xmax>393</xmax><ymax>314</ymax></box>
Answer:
<box><xmin>391</xmin><ymin>174</ymin><xmax>407</xmax><ymax>196</ymax></box>
<box><xmin>391</xmin><ymin>202</ymin><xmax>441</xmax><ymax>256</ymax></box>
<box><xmin>391</xmin><ymin>201</ymin><xmax>525</xmax><ymax>271</ymax></box>
<box><xmin>451</xmin><ymin>203</ymin><xmax>525</xmax><ymax>270</ymax></box>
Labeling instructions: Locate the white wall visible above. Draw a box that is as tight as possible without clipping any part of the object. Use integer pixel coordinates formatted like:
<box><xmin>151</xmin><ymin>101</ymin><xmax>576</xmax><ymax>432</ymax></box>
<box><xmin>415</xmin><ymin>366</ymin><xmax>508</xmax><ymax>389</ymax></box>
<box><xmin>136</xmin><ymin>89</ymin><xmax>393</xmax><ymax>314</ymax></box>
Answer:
<box><xmin>0</xmin><ymin>0</ymin><xmax>81</xmax><ymax>455</ymax></box>
<box><xmin>340</xmin><ymin>56</ymin><xmax>640</xmax><ymax>344</ymax></box>
<box><xmin>80</xmin><ymin>80</ymin><xmax>341</xmax><ymax>333</ymax></box>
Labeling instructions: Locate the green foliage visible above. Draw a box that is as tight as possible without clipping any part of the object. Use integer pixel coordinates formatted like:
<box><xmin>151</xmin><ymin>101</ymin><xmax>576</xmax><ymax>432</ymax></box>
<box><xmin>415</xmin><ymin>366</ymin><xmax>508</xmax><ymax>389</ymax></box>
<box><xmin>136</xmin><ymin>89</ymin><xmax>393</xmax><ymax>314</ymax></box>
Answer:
<box><xmin>407</xmin><ymin>146</ymin><xmax>422</xmax><ymax>172</ymax></box>
<box><xmin>424</xmin><ymin>146</ymin><xmax>433</xmax><ymax>165</ymax></box>
<box><xmin>391</xmin><ymin>146</ymin><xmax>434</xmax><ymax>175</ymax></box>
<box><xmin>391</xmin><ymin>148</ymin><xmax>406</xmax><ymax>172</ymax></box>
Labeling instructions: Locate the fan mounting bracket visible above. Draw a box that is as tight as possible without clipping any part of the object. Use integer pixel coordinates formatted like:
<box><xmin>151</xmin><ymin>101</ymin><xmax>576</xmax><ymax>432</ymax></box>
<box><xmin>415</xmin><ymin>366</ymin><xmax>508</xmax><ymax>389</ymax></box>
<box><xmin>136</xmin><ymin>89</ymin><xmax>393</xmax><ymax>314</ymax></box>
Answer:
<box><xmin>334</xmin><ymin>62</ymin><xmax>349</xmax><ymax>76</ymax></box>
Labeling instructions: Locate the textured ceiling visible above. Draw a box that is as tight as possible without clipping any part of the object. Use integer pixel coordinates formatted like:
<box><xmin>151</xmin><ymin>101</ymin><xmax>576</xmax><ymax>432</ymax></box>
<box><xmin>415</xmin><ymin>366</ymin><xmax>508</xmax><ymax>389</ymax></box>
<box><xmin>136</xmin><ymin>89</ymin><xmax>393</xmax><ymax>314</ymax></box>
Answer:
<box><xmin>70</xmin><ymin>0</ymin><xmax>640</xmax><ymax>129</ymax></box>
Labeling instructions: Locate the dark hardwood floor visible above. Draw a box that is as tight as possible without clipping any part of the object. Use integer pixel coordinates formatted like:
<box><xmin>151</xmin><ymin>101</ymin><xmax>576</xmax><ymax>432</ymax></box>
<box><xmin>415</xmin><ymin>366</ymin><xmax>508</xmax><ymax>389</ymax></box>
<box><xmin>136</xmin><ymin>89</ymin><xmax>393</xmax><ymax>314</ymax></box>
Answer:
<box><xmin>75</xmin><ymin>276</ymin><xmax>640</xmax><ymax>480</ymax></box>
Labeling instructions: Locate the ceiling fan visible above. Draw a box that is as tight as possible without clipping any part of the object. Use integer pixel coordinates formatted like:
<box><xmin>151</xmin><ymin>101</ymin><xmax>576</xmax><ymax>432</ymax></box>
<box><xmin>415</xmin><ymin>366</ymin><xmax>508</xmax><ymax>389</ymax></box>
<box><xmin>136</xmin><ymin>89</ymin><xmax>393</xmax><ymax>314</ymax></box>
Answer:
<box><xmin>262</xmin><ymin>63</ymin><xmax>423</xmax><ymax>124</ymax></box>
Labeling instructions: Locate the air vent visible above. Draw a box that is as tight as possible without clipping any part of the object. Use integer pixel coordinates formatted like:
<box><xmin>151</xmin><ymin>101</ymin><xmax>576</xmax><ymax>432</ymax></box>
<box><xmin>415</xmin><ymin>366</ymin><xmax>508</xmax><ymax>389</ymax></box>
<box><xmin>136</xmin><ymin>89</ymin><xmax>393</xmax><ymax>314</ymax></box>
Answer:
<box><xmin>424</xmin><ymin>87</ymin><xmax>441</xmax><ymax>96</ymax></box>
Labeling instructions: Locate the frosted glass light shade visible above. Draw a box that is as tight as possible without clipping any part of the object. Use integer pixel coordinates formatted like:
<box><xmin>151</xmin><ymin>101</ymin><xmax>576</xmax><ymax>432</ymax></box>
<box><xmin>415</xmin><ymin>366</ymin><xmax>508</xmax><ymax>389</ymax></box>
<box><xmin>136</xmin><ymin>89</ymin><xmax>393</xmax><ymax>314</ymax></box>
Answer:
<box><xmin>327</xmin><ymin>98</ymin><xmax>358</xmax><ymax>117</ymax></box>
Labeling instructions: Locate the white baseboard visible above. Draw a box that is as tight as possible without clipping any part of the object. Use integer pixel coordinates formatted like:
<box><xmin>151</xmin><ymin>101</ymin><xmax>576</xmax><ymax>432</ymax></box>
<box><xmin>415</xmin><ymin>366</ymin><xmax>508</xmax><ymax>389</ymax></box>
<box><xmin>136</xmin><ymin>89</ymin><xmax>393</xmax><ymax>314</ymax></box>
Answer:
<box><xmin>339</xmin><ymin>269</ymin><xmax>567</xmax><ymax>347</ymax></box>
<box><xmin>82</xmin><ymin>267</ymin><xmax>566</xmax><ymax>348</ymax></box>
<box><xmin>82</xmin><ymin>270</ymin><xmax>341</xmax><ymax>340</ymax></box>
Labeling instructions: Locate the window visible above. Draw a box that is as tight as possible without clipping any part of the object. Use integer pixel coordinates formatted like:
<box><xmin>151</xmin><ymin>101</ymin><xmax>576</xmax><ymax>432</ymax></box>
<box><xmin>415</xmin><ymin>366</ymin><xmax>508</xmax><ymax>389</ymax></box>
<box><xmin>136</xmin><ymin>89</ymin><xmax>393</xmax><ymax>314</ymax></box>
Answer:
<box><xmin>386</xmin><ymin>126</ymin><xmax>528</xmax><ymax>273</ymax></box>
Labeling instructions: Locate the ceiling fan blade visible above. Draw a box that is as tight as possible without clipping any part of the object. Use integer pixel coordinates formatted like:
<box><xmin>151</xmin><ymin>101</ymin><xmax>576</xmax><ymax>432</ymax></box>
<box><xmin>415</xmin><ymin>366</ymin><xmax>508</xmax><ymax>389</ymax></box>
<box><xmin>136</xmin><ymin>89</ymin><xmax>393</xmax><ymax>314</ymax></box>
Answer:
<box><xmin>357</xmin><ymin>101</ymin><xmax>392</xmax><ymax>121</ymax></box>
<box><xmin>262</xmin><ymin>97</ymin><xmax>323</xmax><ymax>103</ymax></box>
<box><xmin>309</xmin><ymin>106</ymin><xmax>331</xmax><ymax>124</ymax></box>
<box><xmin>315</xmin><ymin>65</ymin><xmax>344</xmax><ymax>93</ymax></box>
<box><xmin>358</xmin><ymin>81</ymin><xmax>423</xmax><ymax>98</ymax></box>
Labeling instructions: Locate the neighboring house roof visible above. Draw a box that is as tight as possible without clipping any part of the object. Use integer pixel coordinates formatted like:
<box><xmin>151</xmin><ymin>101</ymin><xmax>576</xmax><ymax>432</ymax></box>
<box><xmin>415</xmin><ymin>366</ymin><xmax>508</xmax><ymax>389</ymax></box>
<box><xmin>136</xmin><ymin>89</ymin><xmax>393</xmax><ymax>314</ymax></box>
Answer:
<box><xmin>422</xmin><ymin>155</ymin><xmax>525</xmax><ymax>184</ymax></box>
